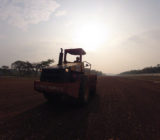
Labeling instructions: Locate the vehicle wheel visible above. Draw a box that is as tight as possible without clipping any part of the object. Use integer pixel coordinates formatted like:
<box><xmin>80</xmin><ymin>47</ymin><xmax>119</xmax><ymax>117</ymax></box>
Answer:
<box><xmin>90</xmin><ymin>84</ymin><xmax>97</xmax><ymax>97</ymax></box>
<box><xmin>90</xmin><ymin>75</ymin><xmax>97</xmax><ymax>97</ymax></box>
<box><xmin>78</xmin><ymin>76</ymin><xmax>89</xmax><ymax>105</ymax></box>
<box><xmin>43</xmin><ymin>92</ymin><xmax>60</xmax><ymax>103</ymax></box>
<box><xmin>83</xmin><ymin>86</ymin><xmax>89</xmax><ymax>103</ymax></box>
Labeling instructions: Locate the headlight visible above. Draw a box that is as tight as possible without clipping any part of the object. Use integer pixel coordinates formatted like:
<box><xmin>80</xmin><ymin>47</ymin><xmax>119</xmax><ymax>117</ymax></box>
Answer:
<box><xmin>65</xmin><ymin>68</ymin><xmax>69</xmax><ymax>72</ymax></box>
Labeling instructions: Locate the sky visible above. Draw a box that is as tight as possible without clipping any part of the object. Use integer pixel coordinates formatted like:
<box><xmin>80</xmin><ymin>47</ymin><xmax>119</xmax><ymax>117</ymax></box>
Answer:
<box><xmin>0</xmin><ymin>0</ymin><xmax>160</xmax><ymax>74</ymax></box>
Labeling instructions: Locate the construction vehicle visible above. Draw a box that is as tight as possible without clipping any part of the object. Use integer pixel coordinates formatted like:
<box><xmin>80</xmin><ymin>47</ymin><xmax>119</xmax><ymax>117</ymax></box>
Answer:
<box><xmin>34</xmin><ymin>48</ymin><xmax>97</xmax><ymax>104</ymax></box>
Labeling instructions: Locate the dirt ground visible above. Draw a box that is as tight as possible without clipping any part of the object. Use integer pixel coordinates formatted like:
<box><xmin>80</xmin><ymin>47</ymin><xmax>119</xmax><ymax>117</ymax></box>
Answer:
<box><xmin>0</xmin><ymin>76</ymin><xmax>160</xmax><ymax>140</ymax></box>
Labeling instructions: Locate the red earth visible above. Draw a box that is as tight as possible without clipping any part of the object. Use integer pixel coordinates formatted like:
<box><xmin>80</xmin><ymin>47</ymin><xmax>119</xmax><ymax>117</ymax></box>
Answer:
<box><xmin>0</xmin><ymin>76</ymin><xmax>160</xmax><ymax>140</ymax></box>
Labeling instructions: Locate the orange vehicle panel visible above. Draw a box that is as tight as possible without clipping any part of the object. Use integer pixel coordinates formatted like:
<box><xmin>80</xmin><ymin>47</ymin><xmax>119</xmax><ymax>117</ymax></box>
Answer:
<box><xmin>34</xmin><ymin>80</ymin><xmax>80</xmax><ymax>98</ymax></box>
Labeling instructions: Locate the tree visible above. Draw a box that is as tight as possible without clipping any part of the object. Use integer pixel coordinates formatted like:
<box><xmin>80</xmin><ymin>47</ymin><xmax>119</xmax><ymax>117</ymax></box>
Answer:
<box><xmin>32</xmin><ymin>63</ymin><xmax>42</xmax><ymax>74</ymax></box>
<box><xmin>1</xmin><ymin>65</ymin><xmax>9</xmax><ymax>70</ymax></box>
<box><xmin>33</xmin><ymin>59</ymin><xmax>54</xmax><ymax>72</ymax></box>
<box><xmin>157</xmin><ymin>64</ymin><xmax>160</xmax><ymax>67</ymax></box>
<box><xmin>11</xmin><ymin>59</ymin><xmax>54</xmax><ymax>76</ymax></box>
<box><xmin>24</xmin><ymin>61</ymin><xmax>34</xmax><ymax>72</ymax></box>
<box><xmin>11</xmin><ymin>61</ymin><xmax>25</xmax><ymax>72</ymax></box>
<box><xmin>11</xmin><ymin>61</ymin><xmax>33</xmax><ymax>76</ymax></box>
<box><xmin>40</xmin><ymin>59</ymin><xmax>54</xmax><ymax>68</ymax></box>
<box><xmin>0</xmin><ymin>65</ymin><xmax>10</xmax><ymax>76</ymax></box>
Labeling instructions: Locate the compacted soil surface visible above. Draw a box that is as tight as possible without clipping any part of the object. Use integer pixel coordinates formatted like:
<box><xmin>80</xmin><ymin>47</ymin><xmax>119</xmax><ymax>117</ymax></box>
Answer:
<box><xmin>0</xmin><ymin>76</ymin><xmax>160</xmax><ymax>140</ymax></box>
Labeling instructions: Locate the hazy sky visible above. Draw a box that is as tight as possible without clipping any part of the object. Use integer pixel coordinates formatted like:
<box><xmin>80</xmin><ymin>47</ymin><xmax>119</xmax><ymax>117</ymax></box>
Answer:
<box><xmin>0</xmin><ymin>0</ymin><xmax>160</xmax><ymax>74</ymax></box>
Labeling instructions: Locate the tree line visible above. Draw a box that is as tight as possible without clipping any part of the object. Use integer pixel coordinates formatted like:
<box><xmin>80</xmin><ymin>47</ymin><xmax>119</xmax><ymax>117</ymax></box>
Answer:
<box><xmin>0</xmin><ymin>59</ymin><xmax>54</xmax><ymax>76</ymax></box>
<box><xmin>120</xmin><ymin>64</ymin><xmax>160</xmax><ymax>75</ymax></box>
<box><xmin>0</xmin><ymin>59</ymin><xmax>105</xmax><ymax>77</ymax></box>
<box><xmin>90</xmin><ymin>69</ymin><xmax>104</xmax><ymax>76</ymax></box>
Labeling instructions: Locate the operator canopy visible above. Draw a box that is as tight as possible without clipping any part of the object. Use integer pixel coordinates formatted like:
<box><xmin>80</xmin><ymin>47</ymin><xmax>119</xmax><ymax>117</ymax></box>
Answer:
<box><xmin>65</xmin><ymin>48</ymin><xmax>86</xmax><ymax>55</ymax></box>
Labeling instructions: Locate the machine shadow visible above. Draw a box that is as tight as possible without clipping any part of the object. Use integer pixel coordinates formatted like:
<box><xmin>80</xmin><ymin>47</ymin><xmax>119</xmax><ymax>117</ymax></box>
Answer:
<box><xmin>4</xmin><ymin>94</ymin><xmax>100</xmax><ymax>140</ymax></box>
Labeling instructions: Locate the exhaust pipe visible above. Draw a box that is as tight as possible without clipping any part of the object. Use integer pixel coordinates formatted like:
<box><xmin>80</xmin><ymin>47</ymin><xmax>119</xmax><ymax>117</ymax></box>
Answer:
<box><xmin>58</xmin><ymin>48</ymin><xmax>63</xmax><ymax>65</ymax></box>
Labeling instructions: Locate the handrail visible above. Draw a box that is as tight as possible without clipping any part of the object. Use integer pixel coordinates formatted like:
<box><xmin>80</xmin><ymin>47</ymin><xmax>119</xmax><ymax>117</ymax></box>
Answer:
<box><xmin>83</xmin><ymin>61</ymin><xmax>91</xmax><ymax>70</ymax></box>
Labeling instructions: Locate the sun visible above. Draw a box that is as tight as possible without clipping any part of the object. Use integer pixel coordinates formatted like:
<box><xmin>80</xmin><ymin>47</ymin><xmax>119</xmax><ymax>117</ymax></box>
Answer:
<box><xmin>73</xmin><ymin>21</ymin><xmax>108</xmax><ymax>51</ymax></box>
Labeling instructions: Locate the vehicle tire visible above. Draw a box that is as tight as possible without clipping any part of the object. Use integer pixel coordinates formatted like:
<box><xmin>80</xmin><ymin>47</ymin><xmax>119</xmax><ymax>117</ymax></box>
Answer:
<box><xmin>43</xmin><ymin>92</ymin><xmax>60</xmax><ymax>103</ymax></box>
<box><xmin>90</xmin><ymin>84</ymin><xmax>97</xmax><ymax>97</ymax></box>
<box><xmin>90</xmin><ymin>75</ymin><xmax>97</xmax><ymax>97</ymax></box>
<box><xmin>78</xmin><ymin>76</ymin><xmax>90</xmax><ymax>105</ymax></box>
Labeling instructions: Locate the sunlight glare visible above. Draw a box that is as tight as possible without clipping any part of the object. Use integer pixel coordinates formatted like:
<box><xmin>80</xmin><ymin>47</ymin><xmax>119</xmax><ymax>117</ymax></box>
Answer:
<box><xmin>73</xmin><ymin>22</ymin><xmax>109</xmax><ymax>51</ymax></box>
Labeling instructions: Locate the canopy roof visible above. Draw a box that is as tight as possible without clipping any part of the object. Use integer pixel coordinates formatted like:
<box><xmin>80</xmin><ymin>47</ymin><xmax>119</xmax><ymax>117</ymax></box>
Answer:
<box><xmin>64</xmin><ymin>48</ymin><xmax>86</xmax><ymax>55</ymax></box>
